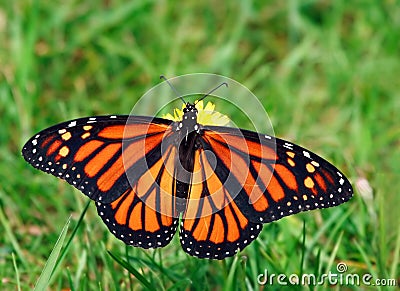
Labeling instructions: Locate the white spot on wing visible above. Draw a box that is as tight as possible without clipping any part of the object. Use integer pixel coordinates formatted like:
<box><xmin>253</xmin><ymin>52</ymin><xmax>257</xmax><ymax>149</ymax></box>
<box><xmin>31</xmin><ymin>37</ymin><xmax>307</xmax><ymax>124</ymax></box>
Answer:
<box><xmin>311</xmin><ymin>160</ymin><xmax>320</xmax><ymax>167</ymax></box>
<box><xmin>68</xmin><ymin>121</ymin><xmax>77</xmax><ymax>127</ymax></box>
<box><xmin>283</xmin><ymin>142</ymin><xmax>293</xmax><ymax>150</ymax></box>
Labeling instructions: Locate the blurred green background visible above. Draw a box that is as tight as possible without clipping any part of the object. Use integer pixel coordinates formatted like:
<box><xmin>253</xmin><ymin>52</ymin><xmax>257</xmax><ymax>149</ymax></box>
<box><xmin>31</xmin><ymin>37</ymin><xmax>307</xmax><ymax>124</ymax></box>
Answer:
<box><xmin>1</xmin><ymin>0</ymin><xmax>399</xmax><ymax>290</ymax></box>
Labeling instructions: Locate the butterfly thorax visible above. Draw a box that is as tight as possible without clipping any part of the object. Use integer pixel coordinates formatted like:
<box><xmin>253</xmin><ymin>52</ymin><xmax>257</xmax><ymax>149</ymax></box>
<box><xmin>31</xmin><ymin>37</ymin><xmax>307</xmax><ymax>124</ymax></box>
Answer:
<box><xmin>180</xmin><ymin>103</ymin><xmax>200</xmax><ymax>135</ymax></box>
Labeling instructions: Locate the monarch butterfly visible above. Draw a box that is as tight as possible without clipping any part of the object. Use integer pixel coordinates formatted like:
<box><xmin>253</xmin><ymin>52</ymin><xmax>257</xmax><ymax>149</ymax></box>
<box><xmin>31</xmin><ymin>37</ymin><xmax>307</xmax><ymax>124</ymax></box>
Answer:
<box><xmin>22</xmin><ymin>81</ymin><xmax>353</xmax><ymax>260</ymax></box>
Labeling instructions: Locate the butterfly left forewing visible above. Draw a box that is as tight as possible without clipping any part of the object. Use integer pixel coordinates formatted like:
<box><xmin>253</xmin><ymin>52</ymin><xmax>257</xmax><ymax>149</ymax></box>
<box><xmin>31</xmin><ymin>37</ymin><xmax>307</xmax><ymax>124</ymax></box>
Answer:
<box><xmin>22</xmin><ymin>115</ymin><xmax>172</xmax><ymax>203</ymax></box>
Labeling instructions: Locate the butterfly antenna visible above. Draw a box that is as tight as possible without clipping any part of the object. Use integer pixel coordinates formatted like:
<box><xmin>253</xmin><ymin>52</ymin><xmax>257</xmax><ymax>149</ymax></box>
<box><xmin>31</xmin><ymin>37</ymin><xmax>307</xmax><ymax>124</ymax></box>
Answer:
<box><xmin>197</xmin><ymin>82</ymin><xmax>228</xmax><ymax>103</ymax></box>
<box><xmin>160</xmin><ymin>75</ymin><xmax>187</xmax><ymax>105</ymax></box>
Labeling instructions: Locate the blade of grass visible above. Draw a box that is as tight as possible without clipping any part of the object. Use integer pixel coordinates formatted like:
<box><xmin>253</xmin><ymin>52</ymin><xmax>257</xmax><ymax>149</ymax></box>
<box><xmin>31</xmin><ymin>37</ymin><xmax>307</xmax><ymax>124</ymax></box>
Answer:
<box><xmin>353</xmin><ymin>239</ymin><xmax>377</xmax><ymax>281</ymax></box>
<box><xmin>66</xmin><ymin>268</ymin><xmax>75</xmax><ymax>291</ymax></box>
<box><xmin>12</xmin><ymin>252</ymin><xmax>21</xmax><ymax>291</ymax></box>
<box><xmin>124</xmin><ymin>246</ymin><xmax>134</xmax><ymax>291</ymax></box>
<box><xmin>305</xmin><ymin>207</ymin><xmax>353</xmax><ymax>262</ymax></box>
<box><xmin>108</xmin><ymin>250</ymin><xmax>154</xmax><ymax>290</ymax></box>
<box><xmin>0</xmin><ymin>206</ymin><xmax>27</xmax><ymax>266</ymax></box>
<box><xmin>223</xmin><ymin>255</ymin><xmax>239</xmax><ymax>291</ymax></box>
<box><xmin>53</xmin><ymin>200</ymin><xmax>91</xmax><ymax>272</ymax></box>
<box><xmin>34</xmin><ymin>216</ymin><xmax>70</xmax><ymax>291</ymax></box>
<box><xmin>124</xmin><ymin>252</ymin><xmax>184</xmax><ymax>282</ymax></box>
<box><xmin>300</xmin><ymin>220</ymin><xmax>306</xmax><ymax>277</ymax></box>
<box><xmin>389</xmin><ymin>225</ymin><xmax>400</xmax><ymax>280</ymax></box>
<box><xmin>325</xmin><ymin>231</ymin><xmax>344</xmax><ymax>274</ymax></box>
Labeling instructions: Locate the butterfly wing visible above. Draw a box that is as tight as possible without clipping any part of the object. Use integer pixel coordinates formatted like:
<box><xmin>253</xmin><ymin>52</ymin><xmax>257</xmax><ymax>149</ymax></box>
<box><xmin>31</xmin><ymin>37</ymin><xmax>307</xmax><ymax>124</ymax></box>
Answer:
<box><xmin>180</xmin><ymin>125</ymin><xmax>353</xmax><ymax>259</ymax></box>
<box><xmin>23</xmin><ymin>115</ymin><xmax>180</xmax><ymax>247</ymax></box>
<box><xmin>96</xmin><ymin>188</ymin><xmax>178</xmax><ymax>248</ymax></box>
<box><xmin>22</xmin><ymin>115</ymin><xmax>173</xmax><ymax>203</ymax></box>
<box><xmin>180</xmin><ymin>148</ymin><xmax>263</xmax><ymax>259</ymax></box>
<box><xmin>96</xmin><ymin>134</ymin><xmax>180</xmax><ymax>247</ymax></box>
<box><xmin>199</xmin><ymin>125</ymin><xmax>353</xmax><ymax>222</ymax></box>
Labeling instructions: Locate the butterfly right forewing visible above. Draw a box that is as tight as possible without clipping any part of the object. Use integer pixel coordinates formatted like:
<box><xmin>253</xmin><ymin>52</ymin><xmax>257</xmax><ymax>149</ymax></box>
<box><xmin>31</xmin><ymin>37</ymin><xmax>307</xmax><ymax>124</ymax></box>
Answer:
<box><xmin>196</xmin><ymin>125</ymin><xmax>353</xmax><ymax>223</ymax></box>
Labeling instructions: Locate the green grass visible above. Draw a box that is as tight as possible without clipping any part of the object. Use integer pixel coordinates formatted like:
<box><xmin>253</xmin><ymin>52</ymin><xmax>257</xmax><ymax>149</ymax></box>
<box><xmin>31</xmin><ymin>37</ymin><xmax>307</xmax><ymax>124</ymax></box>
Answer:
<box><xmin>1</xmin><ymin>0</ymin><xmax>399</xmax><ymax>290</ymax></box>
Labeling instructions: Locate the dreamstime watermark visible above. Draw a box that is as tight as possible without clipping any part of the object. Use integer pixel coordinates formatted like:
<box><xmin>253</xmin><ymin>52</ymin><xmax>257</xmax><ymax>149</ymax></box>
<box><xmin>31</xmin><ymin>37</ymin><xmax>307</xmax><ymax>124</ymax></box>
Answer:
<box><xmin>257</xmin><ymin>262</ymin><xmax>398</xmax><ymax>287</ymax></box>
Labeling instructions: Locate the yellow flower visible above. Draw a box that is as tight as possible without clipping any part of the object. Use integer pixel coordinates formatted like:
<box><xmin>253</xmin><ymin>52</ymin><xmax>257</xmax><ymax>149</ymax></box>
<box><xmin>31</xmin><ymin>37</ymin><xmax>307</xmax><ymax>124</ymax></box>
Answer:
<box><xmin>162</xmin><ymin>100</ymin><xmax>230</xmax><ymax>126</ymax></box>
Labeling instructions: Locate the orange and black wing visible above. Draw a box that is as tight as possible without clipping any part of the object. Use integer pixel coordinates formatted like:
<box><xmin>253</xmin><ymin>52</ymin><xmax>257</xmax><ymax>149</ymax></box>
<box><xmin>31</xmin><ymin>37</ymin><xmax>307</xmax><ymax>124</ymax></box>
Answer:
<box><xmin>180</xmin><ymin>126</ymin><xmax>353</xmax><ymax>259</ymax></box>
<box><xmin>180</xmin><ymin>148</ymin><xmax>262</xmax><ymax>259</ymax></box>
<box><xmin>97</xmin><ymin>191</ymin><xmax>178</xmax><ymax>248</ymax></box>
<box><xmin>96</xmin><ymin>138</ymin><xmax>180</xmax><ymax>247</ymax></box>
<box><xmin>22</xmin><ymin>115</ymin><xmax>173</xmax><ymax>203</ymax></box>
<box><xmin>22</xmin><ymin>115</ymin><xmax>180</xmax><ymax>247</ymax></box>
<box><xmin>199</xmin><ymin>126</ymin><xmax>353</xmax><ymax>222</ymax></box>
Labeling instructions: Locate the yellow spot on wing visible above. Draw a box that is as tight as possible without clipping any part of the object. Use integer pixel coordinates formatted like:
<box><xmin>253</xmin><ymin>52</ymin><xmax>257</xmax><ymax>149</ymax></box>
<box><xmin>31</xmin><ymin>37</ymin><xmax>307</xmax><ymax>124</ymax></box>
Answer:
<box><xmin>81</xmin><ymin>132</ymin><xmax>91</xmax><ymax>139</ymax></box>
<box><xmin>288</xmin><ymin>158</ymin><xmax>295</xmax><ymax>167</ymax></box>
<box><xmin>304</xmin><ymin>176</ymin><xmax>315</xmax><ymax>189</ymax></box>
<box><xmin>83</xmin><ymin>125</ymin><xmax>92</xmax><ymax>131</ymax></box>
<box><xmin>286</xmin><ymin>151</ymin><xmax>295</xmax><ymax>158</ymax></box>
<box><xmin>59</xmin><ymin>146</ymin><xmax>70</xmax><ymax>157</ymax></box>
<box><xmin>61</xmin><ymin>132</ymin><xmax>72</xmax><ymax>141</ymax></box>
<box><xmin>306</xmin><ymin>163</ymin><xmax>315</xmax><ymax>173</ymax></box>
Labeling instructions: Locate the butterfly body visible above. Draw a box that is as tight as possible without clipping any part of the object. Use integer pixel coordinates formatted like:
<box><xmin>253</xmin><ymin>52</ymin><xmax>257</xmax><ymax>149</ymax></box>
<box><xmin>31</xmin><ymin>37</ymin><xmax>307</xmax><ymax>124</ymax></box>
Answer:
<box><xmin>174</xmin><ymin>103</ymin><xmax>199</xmax><ymax>204</ymax></box>
<box><xmin>22</xmin><ymin>102</ymin><xmax>353</xmax><ymax>259</ymax></box>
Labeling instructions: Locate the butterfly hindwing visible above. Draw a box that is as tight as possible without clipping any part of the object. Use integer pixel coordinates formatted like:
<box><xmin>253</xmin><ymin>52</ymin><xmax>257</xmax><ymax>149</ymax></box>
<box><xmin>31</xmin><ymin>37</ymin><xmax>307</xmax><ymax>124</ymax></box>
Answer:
<box><xmin>97</xmin><ymin>189</ymin><xmax>178</xmax><ymax>248</ymax></box>
<box><xmin>180</xmin><ymin>212</ymin><xmax>262</xmax><ymax>259</ymax></box>
<box><xmin>180</xmin><ymin>148</ymin><xmax>262</xmax><ymax>259</ymax></box>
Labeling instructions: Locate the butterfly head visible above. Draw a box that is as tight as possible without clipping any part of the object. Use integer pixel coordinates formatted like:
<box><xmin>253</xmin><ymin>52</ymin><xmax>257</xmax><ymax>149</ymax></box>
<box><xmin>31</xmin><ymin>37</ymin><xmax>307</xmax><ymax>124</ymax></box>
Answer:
<box><xmin>183</xmin><ymin>103</ymin><xmax>198</xmax><ymax>114</ymax></box>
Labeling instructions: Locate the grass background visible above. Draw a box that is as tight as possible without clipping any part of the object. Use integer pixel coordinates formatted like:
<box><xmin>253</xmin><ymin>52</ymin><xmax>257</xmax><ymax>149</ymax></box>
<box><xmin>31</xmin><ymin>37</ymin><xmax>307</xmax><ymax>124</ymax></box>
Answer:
<box><xmin>1</xmin><ymin>0</ymin><xmax>399</xmax><ymax>290</ymax></box>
